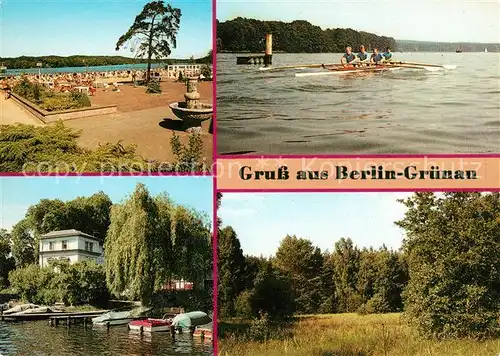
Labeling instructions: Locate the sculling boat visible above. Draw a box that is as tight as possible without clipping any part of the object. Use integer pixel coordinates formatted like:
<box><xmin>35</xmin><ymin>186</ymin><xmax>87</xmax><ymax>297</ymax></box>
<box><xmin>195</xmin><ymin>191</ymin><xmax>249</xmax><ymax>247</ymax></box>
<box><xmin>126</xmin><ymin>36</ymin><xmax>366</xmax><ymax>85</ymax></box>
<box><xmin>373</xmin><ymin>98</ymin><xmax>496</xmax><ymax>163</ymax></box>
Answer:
<box><xmin>295</xmin><ymin>65</ymin><xmax>400</xmax><ymax>77</ymax></box>
<box><xmin>128</xmin><ymin>318</ymin><xmax>172</xmax><ymax>332</ymax></box>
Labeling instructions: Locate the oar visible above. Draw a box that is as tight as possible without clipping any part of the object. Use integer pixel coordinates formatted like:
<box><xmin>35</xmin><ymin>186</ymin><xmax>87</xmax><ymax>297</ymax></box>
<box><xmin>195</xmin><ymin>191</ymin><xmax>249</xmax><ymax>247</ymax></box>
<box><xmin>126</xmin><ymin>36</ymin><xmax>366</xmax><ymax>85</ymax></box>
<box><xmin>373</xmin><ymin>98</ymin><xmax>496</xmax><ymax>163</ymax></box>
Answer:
<box><xmin>387</xmin><ymin>61</ymin><xmax>457</xmax><ymax>70</ymax></box>
<box><xmin>258</xmin><ymin>63</ymin><xmax>341</xmax><ymax>71</ymax></box>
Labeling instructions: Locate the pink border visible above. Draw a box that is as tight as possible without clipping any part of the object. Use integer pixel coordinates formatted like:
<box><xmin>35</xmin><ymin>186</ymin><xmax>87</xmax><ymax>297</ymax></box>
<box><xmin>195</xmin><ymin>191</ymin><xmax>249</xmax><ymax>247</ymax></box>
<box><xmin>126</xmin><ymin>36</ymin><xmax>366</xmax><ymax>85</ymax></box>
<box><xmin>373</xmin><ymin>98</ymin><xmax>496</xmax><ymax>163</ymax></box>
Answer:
<box><xmin>219</xmin><ymin>188</ymin><xmax>500</xmax><ymax>193</ymax></box>
<box><xmin>0</xmin><ymin>172</ymin><xmax>210</xmax><ymax>176</ymax></box>
<box><xmin>218</xmin><ymin>153</ymin><xmax>500</xmax><ymax>159</ymax></box>
<box><xmin>211</xmin><ymin>0</ymin><xmax>219</xmax><ymax>352</ymax></box>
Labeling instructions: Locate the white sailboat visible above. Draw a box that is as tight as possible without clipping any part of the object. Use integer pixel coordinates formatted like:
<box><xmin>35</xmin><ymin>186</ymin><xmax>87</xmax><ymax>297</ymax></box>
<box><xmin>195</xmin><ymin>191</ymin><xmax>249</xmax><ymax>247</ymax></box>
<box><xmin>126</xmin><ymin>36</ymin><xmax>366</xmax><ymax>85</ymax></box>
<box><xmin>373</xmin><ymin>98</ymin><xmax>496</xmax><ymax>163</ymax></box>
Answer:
<box><xmin>484</xmin><ymin>48</ymin><xmax>488</xmax><ymax>53</ymax></box>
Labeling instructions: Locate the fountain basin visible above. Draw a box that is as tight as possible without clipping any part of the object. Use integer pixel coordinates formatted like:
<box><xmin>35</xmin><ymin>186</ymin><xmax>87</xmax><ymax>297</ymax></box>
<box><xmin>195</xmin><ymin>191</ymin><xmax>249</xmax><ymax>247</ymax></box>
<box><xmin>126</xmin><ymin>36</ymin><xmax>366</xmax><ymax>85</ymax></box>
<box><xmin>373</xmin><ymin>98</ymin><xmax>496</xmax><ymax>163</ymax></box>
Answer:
<box><xmin>169</xmin><ymin>102</ymin><xmax>213</xmax><ymax>129</ymax></box>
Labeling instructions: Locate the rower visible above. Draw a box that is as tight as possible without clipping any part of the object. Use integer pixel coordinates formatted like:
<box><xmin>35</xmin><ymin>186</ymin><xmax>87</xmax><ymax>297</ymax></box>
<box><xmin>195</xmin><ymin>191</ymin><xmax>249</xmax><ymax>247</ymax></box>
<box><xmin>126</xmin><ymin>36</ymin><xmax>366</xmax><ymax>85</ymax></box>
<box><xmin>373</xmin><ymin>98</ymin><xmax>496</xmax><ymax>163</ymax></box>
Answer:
<box><xmin>356</xmin><ymin>45</ymin><xmax>369</xmax><ymax>65</ymax></box>
<box><xmin>370</xmin><ymin>48</ymin><xmax>384</xmax><ymax>64</ymax></box>
<box><xmin>340</xmin><ymin>47</ymin><xmax>356</xmax><ymax>66</ymax></box>
<box><xmin>382</xmin><ymin>47</ymin><xmax>393</xmax><ymax>62</ymax></box>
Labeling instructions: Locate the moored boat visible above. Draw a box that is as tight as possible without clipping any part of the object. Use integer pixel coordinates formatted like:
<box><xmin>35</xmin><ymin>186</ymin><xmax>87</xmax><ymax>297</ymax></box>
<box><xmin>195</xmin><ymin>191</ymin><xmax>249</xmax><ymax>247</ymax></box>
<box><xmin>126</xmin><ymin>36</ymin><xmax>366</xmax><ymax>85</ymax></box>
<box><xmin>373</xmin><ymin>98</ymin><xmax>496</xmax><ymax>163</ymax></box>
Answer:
<box><xmin>92</xmin><ymin>306</ymin><xmax>151</xmax><ymax>326</ymax></box>
<box><xmin>172</xmin><ymin>311</ymin><xmax>212</xmax><ymax>331</ymax></box>
<box><xmin>193</xmin><ymin>322</ymin><xmax>213</xmax><ymax>341</ymax></box>
<box><xmin>92</xmin><ymin>311</ymin><xmax>135</xmax><ymax>326</ymax></box>
<box><xmin>128</xmin><ymin>318</ymin><xmax>172</xmax><ymax>332</ymax></box>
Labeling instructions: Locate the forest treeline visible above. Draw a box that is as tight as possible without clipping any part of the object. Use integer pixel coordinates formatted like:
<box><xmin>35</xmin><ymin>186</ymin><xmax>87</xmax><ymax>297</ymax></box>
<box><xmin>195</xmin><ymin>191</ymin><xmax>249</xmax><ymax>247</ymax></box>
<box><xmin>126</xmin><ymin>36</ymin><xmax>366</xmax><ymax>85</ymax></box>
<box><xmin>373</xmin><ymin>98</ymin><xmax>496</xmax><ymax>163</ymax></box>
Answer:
<box><xmin>0</xmin><ymin>52</ymin><xmax>212</xmax><ymax>70</ymax></box>
<box><xmin>216</xmin><ymin>18</ymin><xmax>499</xmax><ymax>53</ymax></box>
<box><xmin>216</xmin><ymin>18</ymin><xmax>396</xmax><ymax>53</ymax></box>
<box><xmin>218</xmin><ymin>192</ymin><xmax>500</xmax><ymax>339</ymax></box>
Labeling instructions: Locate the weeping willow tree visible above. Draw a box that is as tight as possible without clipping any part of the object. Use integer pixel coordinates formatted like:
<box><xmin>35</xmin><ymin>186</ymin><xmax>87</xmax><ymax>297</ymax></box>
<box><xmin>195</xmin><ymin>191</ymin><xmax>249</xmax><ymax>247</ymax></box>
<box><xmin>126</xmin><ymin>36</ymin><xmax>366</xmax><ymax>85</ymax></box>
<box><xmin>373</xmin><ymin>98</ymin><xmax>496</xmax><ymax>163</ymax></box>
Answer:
<box><xmin>105</xmin><ymin>183</ymin><xmax>211</xmax><ymax>304</ymax></box>
<box><xmin>115</xmin><ymin>1</ymin><xmax>181</xmax><ymax>83</ymax></box>
<box><xmin>105</xmin><ymin>183</ymin><xmax>167</xmax><ymax>304</ymax></box>
<box><xmin>171</xmin><ymin>206</ymin><xmax>212</xmax><ymax>290</ymax></box>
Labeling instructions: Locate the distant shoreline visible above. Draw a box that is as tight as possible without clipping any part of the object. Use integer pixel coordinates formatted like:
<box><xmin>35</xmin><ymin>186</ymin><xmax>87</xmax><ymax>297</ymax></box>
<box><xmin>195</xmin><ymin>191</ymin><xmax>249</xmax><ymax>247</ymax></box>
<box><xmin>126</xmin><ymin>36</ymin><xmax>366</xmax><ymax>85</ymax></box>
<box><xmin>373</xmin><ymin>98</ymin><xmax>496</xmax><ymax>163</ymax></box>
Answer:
<box><xmin>0</xmin><ymin>54</ymin><xmax>212</xmax><ymax>70</ymax></box>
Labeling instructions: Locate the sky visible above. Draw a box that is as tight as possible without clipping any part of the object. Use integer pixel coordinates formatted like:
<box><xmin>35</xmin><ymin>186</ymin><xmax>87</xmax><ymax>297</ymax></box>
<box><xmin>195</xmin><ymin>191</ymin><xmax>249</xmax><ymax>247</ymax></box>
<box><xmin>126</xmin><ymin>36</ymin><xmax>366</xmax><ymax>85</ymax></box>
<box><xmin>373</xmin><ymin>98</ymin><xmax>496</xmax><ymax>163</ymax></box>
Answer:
<box><xmin>217</xmin><ymin>0</ymin><xmax>500</xmax><ymax>43</ymax></box>
<box><xmin>0</xmin><ymin>176</ymin><xmax>213</xmax><ymax>231</ymax></box>
<box><xmin>0</xmin><ymin>0</ymin><xmax>212</xmax><ymax>58</ymax></box>
<box><xmin>219</xmin><ymin>192</ymin><xmax>414</xmax><ymax>257</ymax></box>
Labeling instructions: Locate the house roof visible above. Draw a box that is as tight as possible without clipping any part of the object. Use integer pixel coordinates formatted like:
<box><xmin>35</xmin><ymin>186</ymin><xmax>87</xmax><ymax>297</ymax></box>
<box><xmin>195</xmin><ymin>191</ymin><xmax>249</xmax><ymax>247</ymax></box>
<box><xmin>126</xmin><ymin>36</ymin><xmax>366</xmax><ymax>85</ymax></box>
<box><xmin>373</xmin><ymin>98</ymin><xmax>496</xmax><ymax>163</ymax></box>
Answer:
<box><xmin>40</xmin><ymin>229</ymin><xmax>100</xmax><ymax>241</ymax></box>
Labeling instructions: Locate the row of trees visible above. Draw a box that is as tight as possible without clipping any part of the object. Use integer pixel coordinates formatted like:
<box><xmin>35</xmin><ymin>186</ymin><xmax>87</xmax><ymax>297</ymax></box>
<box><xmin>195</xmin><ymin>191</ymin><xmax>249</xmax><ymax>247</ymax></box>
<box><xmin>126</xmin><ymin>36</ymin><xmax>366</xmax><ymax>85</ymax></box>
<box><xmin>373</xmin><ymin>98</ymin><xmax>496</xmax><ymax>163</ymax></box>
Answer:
<box><xmin>2</xmin><ymin>184</ymin><xmax>213</xmax><ymax>308</ymax></box>
<box><xmin>216</xmin><ymin>18</ymin><xmax>396</xmax><ymax>53</ymax></box>
<box><xmin>218</xmin><ymin>192</ymin><xmax>500</xmax><ymax>339</ymax></box>
<box><xmin>219</xmin><ymin>230</ymin><xmax>407</xmax><ymax>320</ymax></box>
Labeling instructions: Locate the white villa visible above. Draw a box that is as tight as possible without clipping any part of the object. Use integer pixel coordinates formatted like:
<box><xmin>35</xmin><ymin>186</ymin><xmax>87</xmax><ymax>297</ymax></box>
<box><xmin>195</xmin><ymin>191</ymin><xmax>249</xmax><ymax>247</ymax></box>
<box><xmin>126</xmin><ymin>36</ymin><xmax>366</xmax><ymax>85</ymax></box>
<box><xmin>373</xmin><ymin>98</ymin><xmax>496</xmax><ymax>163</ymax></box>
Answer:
<box><xmin>165</xmin><ymin>63</ymin><xmax>203</xmax><ymax>79</ymax></box>
<box><xmin>39</xmin><ymin>229</ymin><xmax>104</xmax><ymax>267</ymax></box>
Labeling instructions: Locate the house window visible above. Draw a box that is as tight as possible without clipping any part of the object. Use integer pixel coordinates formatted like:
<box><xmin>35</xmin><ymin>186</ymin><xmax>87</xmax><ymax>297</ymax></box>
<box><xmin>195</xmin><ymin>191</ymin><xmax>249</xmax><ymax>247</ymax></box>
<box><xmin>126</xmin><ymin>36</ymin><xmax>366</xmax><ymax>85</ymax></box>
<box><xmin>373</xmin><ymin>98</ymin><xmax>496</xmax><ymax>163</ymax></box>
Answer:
<box><xmin>49</xmin><ymin>242</ymin><xmax>54</xmax><ymax>251</ymax></box>
<box><xmin>62</xmin><ymin>240</ymin><xmax>67</xmax><ymax>250</ymax></box>
<box><xmin>85</xmin><ymin>241</ymin><xmax>93</xmax><ymax>252</ymax></box>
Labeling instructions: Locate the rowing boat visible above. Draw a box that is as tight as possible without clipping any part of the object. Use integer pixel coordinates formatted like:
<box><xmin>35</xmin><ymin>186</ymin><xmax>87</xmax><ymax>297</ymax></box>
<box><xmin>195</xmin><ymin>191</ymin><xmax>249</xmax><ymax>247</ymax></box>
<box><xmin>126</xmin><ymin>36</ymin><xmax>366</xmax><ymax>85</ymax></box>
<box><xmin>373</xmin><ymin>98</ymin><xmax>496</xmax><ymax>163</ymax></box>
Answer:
<box><xmin>295</xmin><ymin>65</ymin><xmax>400</xmax><ymax>77</ymax></box>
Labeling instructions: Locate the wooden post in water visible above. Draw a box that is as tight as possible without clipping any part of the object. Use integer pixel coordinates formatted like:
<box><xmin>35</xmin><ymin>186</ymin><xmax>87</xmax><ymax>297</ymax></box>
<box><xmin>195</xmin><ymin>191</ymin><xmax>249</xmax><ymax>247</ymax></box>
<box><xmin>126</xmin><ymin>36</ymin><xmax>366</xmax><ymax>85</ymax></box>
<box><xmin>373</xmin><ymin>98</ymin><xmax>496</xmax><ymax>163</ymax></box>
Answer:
<box><xmin>1</xmin><ymin>304</ymin><xmax>4</xmax><ymax>322</ymax></box>
<box><xmin>67</xmin><ymin>316</ymin><xmax>71</xmax><ymax>328</ymax></box>
<box><xmin>264</xmin><ymin>34</ymin><xmax>273</xmax><ymax>66</ymax></box>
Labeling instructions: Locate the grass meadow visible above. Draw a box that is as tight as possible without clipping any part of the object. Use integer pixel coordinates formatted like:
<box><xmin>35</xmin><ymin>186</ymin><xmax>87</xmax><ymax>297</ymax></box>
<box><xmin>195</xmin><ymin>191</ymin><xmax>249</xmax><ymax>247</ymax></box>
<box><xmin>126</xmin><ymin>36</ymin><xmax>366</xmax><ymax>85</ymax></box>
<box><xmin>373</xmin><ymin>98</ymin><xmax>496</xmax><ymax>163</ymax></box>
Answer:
<box><xmin>218</xmin><ymin>313</ymin><xmax>500</xmax><ymax>356</ymax></box>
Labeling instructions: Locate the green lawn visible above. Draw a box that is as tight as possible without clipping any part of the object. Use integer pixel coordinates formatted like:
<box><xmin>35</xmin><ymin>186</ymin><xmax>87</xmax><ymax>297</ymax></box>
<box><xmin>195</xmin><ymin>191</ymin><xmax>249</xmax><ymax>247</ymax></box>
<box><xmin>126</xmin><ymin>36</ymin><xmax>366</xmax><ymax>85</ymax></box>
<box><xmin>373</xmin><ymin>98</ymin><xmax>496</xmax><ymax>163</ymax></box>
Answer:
<box><xmin>219</xmin><ymin>313</ymin><xmax>500</xmax><ymax>356</ymax></box>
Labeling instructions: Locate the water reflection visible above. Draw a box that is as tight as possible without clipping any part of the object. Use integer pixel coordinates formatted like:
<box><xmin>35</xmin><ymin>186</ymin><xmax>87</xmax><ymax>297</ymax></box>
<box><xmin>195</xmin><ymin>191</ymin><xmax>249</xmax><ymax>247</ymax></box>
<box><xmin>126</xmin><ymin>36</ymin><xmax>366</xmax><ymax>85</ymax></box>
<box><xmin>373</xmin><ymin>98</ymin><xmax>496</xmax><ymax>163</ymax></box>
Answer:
<box><xmin>0</xmin><ymin>321</ymin><xmax>213</xmax><ymax>356</ymax></box>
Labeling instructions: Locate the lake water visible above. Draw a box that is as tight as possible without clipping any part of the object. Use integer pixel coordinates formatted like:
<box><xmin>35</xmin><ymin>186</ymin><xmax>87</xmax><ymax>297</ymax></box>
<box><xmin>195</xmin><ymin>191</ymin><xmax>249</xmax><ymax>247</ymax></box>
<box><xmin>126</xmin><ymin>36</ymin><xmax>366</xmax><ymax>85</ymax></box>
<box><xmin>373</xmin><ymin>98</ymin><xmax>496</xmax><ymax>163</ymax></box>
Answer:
<box><xmin>0</xmin><ymin>321</ymin><xmax>213</xmax><ymax>356</ymax></box>
<box><xmin>4</xmin><ymin>63</ymin><xmax>161</xmax><ymax>75</ymax></box>
<box><xmin>217</xmin><ymin>53</ymin><xmax>500</xmax><ymax>154</ymax></box>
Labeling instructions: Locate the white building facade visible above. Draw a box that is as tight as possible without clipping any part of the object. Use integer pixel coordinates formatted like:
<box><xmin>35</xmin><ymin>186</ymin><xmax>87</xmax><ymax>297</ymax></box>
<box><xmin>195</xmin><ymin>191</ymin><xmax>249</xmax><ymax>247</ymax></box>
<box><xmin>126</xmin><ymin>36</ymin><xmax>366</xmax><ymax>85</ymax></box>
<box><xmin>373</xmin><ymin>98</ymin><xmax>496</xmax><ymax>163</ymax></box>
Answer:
<box><xmin>165</xmin><ymin>64</ymin><xmax>203</xmax><ymax>79</ymax></box>
<box><xmin>39</xmin><ymin>229</ymin><xmax>104</xmax><ymax>267</ymax></box>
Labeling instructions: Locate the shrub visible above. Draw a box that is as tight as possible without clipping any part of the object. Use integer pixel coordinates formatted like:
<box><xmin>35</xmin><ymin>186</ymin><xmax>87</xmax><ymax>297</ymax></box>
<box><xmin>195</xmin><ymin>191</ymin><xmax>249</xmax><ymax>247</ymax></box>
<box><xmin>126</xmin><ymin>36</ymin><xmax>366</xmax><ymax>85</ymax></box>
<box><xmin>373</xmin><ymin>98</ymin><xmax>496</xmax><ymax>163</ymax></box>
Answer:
<box><xmin>235</xmin><ymin>290</ymin><xmax>253</xmax><ymax>318</ymax></box>
<box><xmin>201</xmin><ymin>65</ymin><xmax>212</xmax><ymax>80</ymax></box>
<box><xmin>39</xmin><ymin>95</ymin><xmax>75</xmax><ymax>111</ymax></box>
<box><xmin>146</xmin><ymin>80</ymin><xmax>162</xmax><ymax>94</ymax></box>
<box><xmin>0</xmin><ymin>122</ymin><xmax>170</xmax><ymax>173</ymax></box>
<box><xmin>8</xmin><ymin>261</ymin><xmax>109</xmax><ymax>306</ymax></box>
<box><xmin>70</xmin><ymin>91</ymin><xmax>91</xmax><ymax>108</ymax></box>
<box><xmin>170</xmin><ymin>132</ymin><xmax>206</xmax><ymax>172</ymax></box>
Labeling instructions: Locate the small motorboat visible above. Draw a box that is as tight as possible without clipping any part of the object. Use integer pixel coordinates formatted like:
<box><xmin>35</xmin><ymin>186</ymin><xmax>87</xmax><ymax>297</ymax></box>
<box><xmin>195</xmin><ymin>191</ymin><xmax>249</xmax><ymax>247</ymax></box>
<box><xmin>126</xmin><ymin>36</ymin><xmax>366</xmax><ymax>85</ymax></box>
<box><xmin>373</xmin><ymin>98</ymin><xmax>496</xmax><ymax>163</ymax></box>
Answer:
<box><xmin>193</xmin><ymin>322</ymin><xmax>213</xmax><ymax>341</ymax></box>
<box><xmin>92</xmin><ymin>306</ymin><xmax>151</xmax><ymax>327</ymax></box>
<box><xmin>93</xmin><ymin>311</ymin><xmax>135</xmax><ymax>326</ymax></box>
<box><xmin>128</xmin><ymin>318</ymin><xmax>172</xmax><ymax>332</ymax></box>
<box><xmin>172</xmin><ymin>311</ymin><xmax>212</xmax><ymax>332</ymax></box>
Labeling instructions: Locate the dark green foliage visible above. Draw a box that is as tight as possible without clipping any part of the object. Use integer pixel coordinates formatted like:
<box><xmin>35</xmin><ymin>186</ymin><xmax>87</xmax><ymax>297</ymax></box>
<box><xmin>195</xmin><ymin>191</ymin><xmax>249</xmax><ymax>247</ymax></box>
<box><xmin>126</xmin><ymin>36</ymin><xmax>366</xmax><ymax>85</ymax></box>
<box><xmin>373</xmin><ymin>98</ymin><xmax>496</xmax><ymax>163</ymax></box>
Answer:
<box><xmin>170</xmin><ymin>132</ymin><xmax>206</xmax><ymax>172</ymax></box>
<box><xmin>218</xmin><ymin>226</ymin><xmax>246</xmax><ymax>317</ymax></box>
<box><xmin>146</xmin><ymin>79</ymin><xmax>162</xmax><ymax>93</ymax></box>
<box><xmin>250</xmin><ymin>262</ymin><xmax>295</xmax><ymax>321</ymax></box>
<box><xmin>217</xmin><ymin>18</ymin><xmax>397</xmax><ymax>53</ymax></box>
<box><xmin>200</xmin><ymin>64</ymin><xmax>212</xmax><ymax>81</ymax></box>
<box><xmin>274</xmin><ymin>235</ymin><xmax>324</xmax><ymax>314</ymax></box>
<box><xmin>332</xmin><ymin>238</ymin><xmax>362</xmax><ymax>313</ymax></box>
<box><xmin>116</xmin><ymin>1</ymin><xmax>181</xmax><ymax>83</ymax></box>
<box><xmin>0</xmin><ymin>230</ymin><xmax>15</xmax><ymax>288</ymax></box>
<box><xmin>397</xmin><ymin>192</ymin><xmax>500</xmax><ymax>338</ymax></box>
<box><xmin>8</xmin><ymin>261</ymin><xmax>109</xmax><ymax>306</ymax></box>
<box><xmin>10</xmin><ymin>220</ymin><xmax>36</xmax><ymax>267</ymax></box>
<box><xmin>0</xmin><ymin>55</ymin><xmax>150</xmax><ymax>70</ymax></box>
<box><xmin>150</xmin><ymin>289</ymin><xmax>212</xmax><ymax>314</ymax></box>
<box><xmin>0</xmin><ymin>123</ymin><xmax>170</xmax><ymax>172</ymax></box>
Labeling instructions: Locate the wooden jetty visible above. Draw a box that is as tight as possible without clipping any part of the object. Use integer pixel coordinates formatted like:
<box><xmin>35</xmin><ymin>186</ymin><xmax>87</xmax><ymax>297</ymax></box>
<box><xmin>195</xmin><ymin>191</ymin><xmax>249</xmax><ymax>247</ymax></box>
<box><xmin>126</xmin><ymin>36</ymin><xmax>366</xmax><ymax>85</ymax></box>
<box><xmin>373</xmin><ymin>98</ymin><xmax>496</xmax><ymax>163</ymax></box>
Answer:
<box><xmin>237</xmin><ymin>34</ymin><xmax>273</xmax><ymax>66</ymax></box>
<box><xmin>48</xmin><ymin>311</ymin><xmax>108</xmax><ymax>328</ymax></box>
<box><xmin>0</xmin><ymin>309</ymin><xmax>108</xmax><ymax>323</ymax></box>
